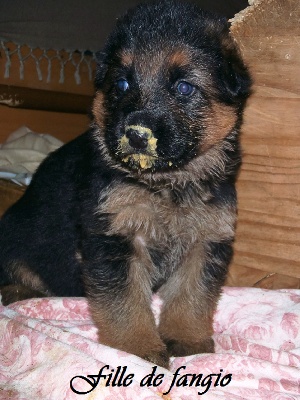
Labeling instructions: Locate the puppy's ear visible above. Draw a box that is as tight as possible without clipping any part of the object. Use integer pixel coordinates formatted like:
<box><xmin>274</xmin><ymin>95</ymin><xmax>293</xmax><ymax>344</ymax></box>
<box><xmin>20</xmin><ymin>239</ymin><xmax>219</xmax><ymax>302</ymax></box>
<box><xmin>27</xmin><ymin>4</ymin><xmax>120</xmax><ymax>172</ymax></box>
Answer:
<box><xmin>94</xmin><ymin>51</ymin><xmax>108</xmax><ymax>89</ymax></box>
<box><xmin>219</xmin><ymin>29</ymin><xmax>252</xmax><ymax>102</ymax></box>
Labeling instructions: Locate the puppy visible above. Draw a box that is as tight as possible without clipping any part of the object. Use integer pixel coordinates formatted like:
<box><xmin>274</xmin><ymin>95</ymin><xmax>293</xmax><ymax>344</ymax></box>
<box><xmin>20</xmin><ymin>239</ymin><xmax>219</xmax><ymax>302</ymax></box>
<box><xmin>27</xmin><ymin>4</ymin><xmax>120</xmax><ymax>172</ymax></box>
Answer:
<box><xmin>0</xmin><ymin>0</ymin><xmax>251</xmax><ymax>368</ymax></box>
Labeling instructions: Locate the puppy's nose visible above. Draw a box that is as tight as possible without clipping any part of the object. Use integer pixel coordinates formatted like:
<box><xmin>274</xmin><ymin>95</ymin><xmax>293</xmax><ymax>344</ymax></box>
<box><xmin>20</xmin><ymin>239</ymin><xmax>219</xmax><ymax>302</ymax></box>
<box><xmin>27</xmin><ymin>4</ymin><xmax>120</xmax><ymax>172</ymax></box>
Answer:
<box><xmin>125</xmin><ymin>128</ymin><xmax>148</xmax><ymax>150</ymax></box>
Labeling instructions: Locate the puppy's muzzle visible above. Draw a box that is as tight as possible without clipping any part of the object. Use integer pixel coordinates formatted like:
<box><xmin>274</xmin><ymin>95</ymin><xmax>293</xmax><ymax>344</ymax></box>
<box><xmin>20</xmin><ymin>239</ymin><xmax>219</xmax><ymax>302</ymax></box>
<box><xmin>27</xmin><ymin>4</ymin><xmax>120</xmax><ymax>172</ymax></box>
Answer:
<box><xmin>125</xmin><ymin>125</ymin><xmax>153</xmax><ymax>151</ymax></box>
<box><xmin>125</xmin><ymin>127</ymin><xmax>148</xmax><ymax>150</ymax></box>
<box><xmin>119</xmin><ymin>125</ymin><xmax>158</xmax><ymax>170</ymax></box>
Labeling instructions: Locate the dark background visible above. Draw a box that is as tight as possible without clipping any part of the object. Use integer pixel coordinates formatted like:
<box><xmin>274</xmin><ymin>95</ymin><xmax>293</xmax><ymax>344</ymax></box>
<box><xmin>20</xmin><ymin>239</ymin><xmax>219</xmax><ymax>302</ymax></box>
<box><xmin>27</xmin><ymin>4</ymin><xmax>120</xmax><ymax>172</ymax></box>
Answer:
<box><xmin>0</xmin><ymin>0</ymin><xmax>249</xmax><ymax>52</ymax></box>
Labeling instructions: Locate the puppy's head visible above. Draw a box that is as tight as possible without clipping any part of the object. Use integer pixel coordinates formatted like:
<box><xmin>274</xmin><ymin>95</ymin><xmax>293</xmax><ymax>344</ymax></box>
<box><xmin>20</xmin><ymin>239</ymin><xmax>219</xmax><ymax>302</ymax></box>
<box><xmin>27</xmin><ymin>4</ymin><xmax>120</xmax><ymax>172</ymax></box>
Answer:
<box><xmin>92</xmin><ymin>0</ymin><xmax>251</xmax><ymax>183</ymax></box>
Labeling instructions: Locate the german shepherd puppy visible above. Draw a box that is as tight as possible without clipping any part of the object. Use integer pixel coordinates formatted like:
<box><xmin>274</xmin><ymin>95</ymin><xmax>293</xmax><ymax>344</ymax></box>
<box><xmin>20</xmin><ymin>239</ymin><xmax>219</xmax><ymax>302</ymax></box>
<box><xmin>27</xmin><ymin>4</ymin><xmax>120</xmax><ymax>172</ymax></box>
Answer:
<box><xmin>0</xmin><ymin>0</ymin><xmax>251</xmax><ymax>368</ymax></box>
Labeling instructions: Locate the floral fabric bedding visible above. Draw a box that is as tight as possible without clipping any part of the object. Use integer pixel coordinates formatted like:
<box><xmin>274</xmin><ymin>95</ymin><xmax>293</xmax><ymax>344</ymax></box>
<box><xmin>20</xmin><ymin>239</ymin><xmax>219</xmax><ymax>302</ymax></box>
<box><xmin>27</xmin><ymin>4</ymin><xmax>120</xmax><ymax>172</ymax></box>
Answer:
<box><xmin>0</xmin><ymin>287</ymin><xmax>299</xmax><ymax>399</ymax></box>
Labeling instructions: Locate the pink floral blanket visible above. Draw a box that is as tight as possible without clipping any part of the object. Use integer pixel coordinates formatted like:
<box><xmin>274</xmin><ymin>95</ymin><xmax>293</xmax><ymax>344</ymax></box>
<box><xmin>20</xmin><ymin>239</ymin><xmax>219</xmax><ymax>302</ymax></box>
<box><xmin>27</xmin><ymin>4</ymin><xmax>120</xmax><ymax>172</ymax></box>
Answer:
<box><xmin>0</xmin><ymin>287</ymin><xmax>299</xmax><ymax>399</ymax></box>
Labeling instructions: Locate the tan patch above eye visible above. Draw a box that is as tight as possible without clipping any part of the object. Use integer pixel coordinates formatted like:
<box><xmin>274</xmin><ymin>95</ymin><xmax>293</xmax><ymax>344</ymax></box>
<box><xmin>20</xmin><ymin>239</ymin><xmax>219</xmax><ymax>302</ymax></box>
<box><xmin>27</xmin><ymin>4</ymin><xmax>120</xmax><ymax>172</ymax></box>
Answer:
<box><xmin>119</xmin><ymin>50</ymin><xmax>133</xmax><ymax>67</ymax></box>
<box><xmin>168</xmin><ymin>49</ymin><xmax>191</xmax><ymax>67</ymax></box>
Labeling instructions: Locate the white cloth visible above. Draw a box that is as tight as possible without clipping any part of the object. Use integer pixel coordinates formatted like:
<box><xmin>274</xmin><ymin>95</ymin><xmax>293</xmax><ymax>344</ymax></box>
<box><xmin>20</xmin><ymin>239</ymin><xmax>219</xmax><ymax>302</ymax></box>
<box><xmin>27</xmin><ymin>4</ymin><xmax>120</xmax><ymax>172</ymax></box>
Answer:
<box><xmin>0</xmin><ymin>126</ymin><xmax>63</xmax><ymax>185</ymax></box>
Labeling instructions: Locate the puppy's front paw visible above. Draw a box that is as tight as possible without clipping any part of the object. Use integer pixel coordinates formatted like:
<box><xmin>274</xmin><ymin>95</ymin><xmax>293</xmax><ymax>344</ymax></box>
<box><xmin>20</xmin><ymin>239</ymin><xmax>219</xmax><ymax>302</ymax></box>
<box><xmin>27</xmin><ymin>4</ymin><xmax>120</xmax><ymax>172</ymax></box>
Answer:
<box><xmin>144</xmin><ymin>349</ymin><xmax>170</xmax><ymax>369</ymax></box>
<box><xmin>165</xmin><ymin>337</ymin><xmax>215</xmax><ymax>357</ymax></box>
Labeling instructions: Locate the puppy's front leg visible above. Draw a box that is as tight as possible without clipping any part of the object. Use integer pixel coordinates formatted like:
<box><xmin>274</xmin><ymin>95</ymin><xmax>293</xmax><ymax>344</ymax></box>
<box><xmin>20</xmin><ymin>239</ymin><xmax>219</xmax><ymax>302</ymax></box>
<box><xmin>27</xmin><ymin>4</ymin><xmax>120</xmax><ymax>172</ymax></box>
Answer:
<box><xmin>159</xmin><ymin>240</ymin><xmax>232</xmax><ymax>357</ymax></box>
<box><xmin>82</xmin><ymin>233</ymin><xmax>168</xmax><ymax>368</ymax></box>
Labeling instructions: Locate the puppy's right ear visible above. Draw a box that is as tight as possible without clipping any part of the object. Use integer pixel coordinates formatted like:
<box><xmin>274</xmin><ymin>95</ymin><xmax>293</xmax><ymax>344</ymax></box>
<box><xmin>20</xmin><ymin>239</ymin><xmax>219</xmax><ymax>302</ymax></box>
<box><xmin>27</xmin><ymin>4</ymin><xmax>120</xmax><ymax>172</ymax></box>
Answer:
<box><xmin>94</xmin><ymin>51</ymin><xmax>108</xmax><ymax>89</ymax></box>
<box><xmin>218</xmin><ymin>26</ymin><xmax>252</xmax><ymax>103</ymax></box>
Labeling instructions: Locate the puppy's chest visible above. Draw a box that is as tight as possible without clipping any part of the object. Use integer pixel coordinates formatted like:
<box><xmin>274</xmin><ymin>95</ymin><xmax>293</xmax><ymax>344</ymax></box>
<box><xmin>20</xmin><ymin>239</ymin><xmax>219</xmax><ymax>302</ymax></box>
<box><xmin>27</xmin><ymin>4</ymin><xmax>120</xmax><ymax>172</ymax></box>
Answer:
<box><xmin>97</xmin><ymin>184</ymin><xmax>220</xmax><ymax>252</ymax></box>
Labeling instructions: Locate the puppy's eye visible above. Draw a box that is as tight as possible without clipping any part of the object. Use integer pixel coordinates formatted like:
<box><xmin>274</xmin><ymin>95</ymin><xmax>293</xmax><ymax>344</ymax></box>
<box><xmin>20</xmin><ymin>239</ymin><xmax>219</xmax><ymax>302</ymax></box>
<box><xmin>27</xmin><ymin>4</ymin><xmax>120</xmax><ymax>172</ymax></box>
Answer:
<box><xmin>116</xmin><ymin>78</ymin><xmax>129</xmax><ymax>92</ymax></box>
<box><xmin>176</xmin><ymin>81</ymin><xmax>194</xmax><ymax>96</ymax></box>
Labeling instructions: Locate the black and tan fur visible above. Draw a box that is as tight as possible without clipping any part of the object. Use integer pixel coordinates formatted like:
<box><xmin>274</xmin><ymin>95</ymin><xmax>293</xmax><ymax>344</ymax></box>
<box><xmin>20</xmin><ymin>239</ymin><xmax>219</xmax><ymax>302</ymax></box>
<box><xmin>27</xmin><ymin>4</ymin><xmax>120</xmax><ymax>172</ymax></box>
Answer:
<box><xmin>0</xmin><ymin>0</ymin><xmax>251</xmax><ymax>368</ymax></box>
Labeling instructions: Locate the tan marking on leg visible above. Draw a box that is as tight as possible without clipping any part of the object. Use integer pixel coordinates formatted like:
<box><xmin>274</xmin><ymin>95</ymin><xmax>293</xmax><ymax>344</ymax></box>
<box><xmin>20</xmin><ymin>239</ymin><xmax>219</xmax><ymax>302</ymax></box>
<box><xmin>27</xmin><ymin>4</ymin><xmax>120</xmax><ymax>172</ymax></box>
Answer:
<box><xmin>0</xmin><ymin>284</ymin><xmax>46</xmax><ymax>305</ymax></box>
<box><xmin>8</xmin><ymin>261</ymin><xmax>49</xmax><ymax>294</ymax></box>
<box><xmin>158</xmin><ymin>242</ymin><xmax>216</xmax><ymax>357</ymax></box>
<box><xmin>84</xmin><ymin>234</ymin><xmax>168</xmax><ymax>367</ymax></box>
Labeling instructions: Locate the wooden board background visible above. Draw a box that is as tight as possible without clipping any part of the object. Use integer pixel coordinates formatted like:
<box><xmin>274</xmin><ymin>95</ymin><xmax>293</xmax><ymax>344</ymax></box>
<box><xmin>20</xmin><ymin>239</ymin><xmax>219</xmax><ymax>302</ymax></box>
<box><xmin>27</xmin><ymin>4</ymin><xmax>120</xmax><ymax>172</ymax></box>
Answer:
<box><xmin>227</xmin><ymin>0</ymin><xmax>300</xmax><ymax>288</ymax></box>
<box><xmin>0</xmin><ymin>105</ymin><xmax>90</xmax><ymax>143</ymax></box>
<box><xmin>0</xmin><ymin>43</ymin><xmax>94</xmax><ymax>142</ymax></box>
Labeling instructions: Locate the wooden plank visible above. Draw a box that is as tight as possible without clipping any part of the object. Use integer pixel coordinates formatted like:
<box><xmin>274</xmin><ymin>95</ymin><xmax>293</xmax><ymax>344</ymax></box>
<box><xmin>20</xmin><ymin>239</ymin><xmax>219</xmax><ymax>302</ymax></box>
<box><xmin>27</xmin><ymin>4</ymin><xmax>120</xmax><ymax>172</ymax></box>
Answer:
<box><xmin>226</xmin><ymin>264</ymin><xmax>300</xmax><ymax>289</ymax></box>
<box><xmin>230</xmin><ymin>0</ymin><xmax>300</xmax><ymax>286</ymax></box>
<box><xmin>0</xmin><ymin>105</ymin><xmax>89</xmax><ymax>143</ymax></box>
<box><xmin>0</xmin><ymin>84</ymin><xmax>93</xmax><ymax>114</ymax></box>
